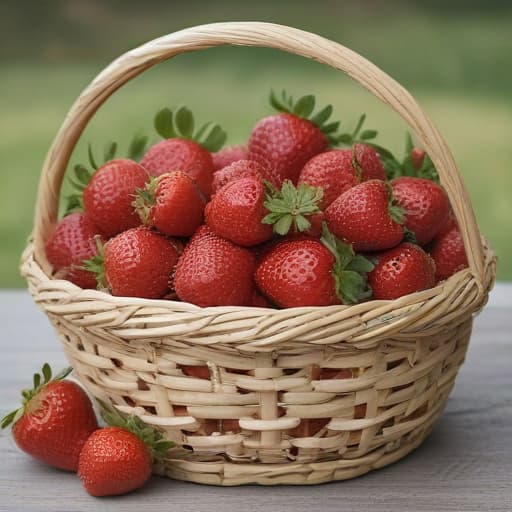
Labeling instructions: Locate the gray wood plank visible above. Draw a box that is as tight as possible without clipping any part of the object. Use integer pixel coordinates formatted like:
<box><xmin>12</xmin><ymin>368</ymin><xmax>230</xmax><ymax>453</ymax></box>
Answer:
<box><xmin>0</xmin><ymin>289</ymin><xmax>511</xmax><ymax>512</ymax></box>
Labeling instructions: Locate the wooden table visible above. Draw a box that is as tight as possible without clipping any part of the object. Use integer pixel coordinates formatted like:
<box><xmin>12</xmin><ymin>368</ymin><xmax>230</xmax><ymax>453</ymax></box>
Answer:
<box><xmin>1</xmin><ymin>287</ymin><xmax>511</xmax><ymax>512</ymax></box>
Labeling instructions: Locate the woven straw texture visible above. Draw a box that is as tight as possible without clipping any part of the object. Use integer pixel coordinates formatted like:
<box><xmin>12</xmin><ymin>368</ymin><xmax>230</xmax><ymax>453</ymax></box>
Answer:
<box><xmin>21</xmin><ymin>22</ymin><xmax>496</xmax><ymax>486</ymax></box>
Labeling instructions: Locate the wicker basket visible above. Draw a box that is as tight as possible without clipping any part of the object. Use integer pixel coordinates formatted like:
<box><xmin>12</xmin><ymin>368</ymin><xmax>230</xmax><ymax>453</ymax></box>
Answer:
<box><xmin>21</xmin><ymin>22</ymin><xmax>496</xmax><ymax>486</ymax></box>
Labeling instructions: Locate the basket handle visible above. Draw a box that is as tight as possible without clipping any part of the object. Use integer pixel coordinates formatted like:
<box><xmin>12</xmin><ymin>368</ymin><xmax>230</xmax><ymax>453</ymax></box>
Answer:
<box><xmin>32</xmin><ymin>21</ymin><xmax>485</xmax><ymax>281</ymax></box>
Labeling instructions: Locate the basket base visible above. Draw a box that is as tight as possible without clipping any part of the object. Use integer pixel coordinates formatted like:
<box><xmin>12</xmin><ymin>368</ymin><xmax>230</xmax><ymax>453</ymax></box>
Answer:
<box><xmin>157</xmin><ymin>424</ymin><xmax>434</xmax><ymax>486</ymax></box>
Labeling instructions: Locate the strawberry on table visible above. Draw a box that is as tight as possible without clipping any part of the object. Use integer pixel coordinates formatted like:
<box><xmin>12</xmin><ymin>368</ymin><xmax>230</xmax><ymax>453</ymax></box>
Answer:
<box><xmin>212</xmin><ymin>144</ymin><xmax>248</xmax><ymax>171</ymax></box>
<box><xmin>45</xmin><ymin>212</ymin><xmax>105</xmax><ymax>289</ymax></box>
<box><xmin>140</xmin><ymin>106</ymin><xmax>226</xmax><ymax>198</ymax></box>
<box><xmin>429</xmin><ymin>225</ymin><xmax>468</xmax><ymax>281</ymax></box>
<box><xmin>83</xmin><ymin>158</ymin><xmax>148</xmax><ymax>237</ymax></box>
<box><xmin>174</xmin><ymin>226</ymin><xmax>256</xmax><ymax>307</ymax></box>
<box><xmin>391</xmin><ymin>177</ymin><xmax>450</xmax><ymax>246</ymax></box>
<box><xmin>248</xmin><ymin>90</ymin><xmax>339</xmax><ymax>186</ymax></box>
<box><xmin>325</xmin><ymin>180</ymin><xmax>405</xmax><ymax>251</ymax></box>
<box><xmin>134</xmin><ymin>171</ymin><xmax>206</xmax><ymax>237</ymax></box>
<box><xmin>368</xmin><ymin>242</ymin><xmax>436</xmax><ymax>300</ymax></box>
<box><xmin>1</xmin><ymin>364</ymin><xmax>98</xmax><ymax>471</ymax></box>
<box><xmin>212</xmin><ymin>159</ymin><xmax>267</xmax><ymax>194</ymax></box>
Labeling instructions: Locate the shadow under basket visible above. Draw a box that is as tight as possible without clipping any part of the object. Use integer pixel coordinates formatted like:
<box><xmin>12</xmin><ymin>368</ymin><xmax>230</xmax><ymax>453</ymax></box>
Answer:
<box><xmin>21</xmin><ymin>22</ymin><xmax>496</xmax><ymax>485</ymax></box>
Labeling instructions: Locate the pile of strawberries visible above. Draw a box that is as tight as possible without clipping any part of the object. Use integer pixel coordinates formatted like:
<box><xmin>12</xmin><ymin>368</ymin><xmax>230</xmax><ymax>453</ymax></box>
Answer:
<box><xmin>46</xmin><ymin>90</ymin><xmax>468</xmax><ymax>307</ymax></box>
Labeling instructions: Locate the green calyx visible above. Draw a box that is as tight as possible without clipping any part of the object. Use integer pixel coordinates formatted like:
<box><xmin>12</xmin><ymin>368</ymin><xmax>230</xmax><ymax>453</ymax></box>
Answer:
<box><xmin>98</xmin><ymin>399</ymin><xmax>175</xmax><ymax>463</ymax></box>
<box><xmin>133</xmin><ymin>176</ymin><xmax>158</xmax><ymax>225</ymax></box>
<box><xmin>63</xmin><ymin>134</ymin><xmax>149</xmax><ymax>216</ymax></box>
<box><xmin>1</xmin><ymin>363</ymin><xmax>73</xmax><ymax>429</ymax></box>
<box><xmin>320</xmin><ymin>223</ymin><xmax>375</xmax><ymax>305</ymax></box>
<box><xmin>336</xmin><ymin>113</ymin><xmax>379</xmax><ymax>147</ymax></box>
<box><xmin>269</xmin><ymin>89</ymin><xmax>340</xmax><ymax>143</ymax></box>
<box><xmin>154</xmin><ymin>106</ymin><xmax>227</xmax><ymax>152</ymax></box>
<box><xmin>262</xmin><ymin>180</ymin><xmax>323</xmax><ymax>236</ymax></box>
<box><xmin>82</xmin><ymin>236</ymin><xmax>108</xmax><ymax>291</ymax></box>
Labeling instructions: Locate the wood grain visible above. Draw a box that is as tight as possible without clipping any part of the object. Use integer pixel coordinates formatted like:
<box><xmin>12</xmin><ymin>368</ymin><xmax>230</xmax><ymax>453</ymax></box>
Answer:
<box><xmin>0</xmin><ymin>287</ymin><xmax>511</xmax><ymax>511</ymax></box>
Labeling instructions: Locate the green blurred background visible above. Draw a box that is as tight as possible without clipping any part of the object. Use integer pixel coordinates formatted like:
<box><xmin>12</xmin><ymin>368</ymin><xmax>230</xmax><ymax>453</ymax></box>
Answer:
<box><xmin>1</xmin><ymin>0</ymin><xmax>511</xmax><ymax>286</ymax></box>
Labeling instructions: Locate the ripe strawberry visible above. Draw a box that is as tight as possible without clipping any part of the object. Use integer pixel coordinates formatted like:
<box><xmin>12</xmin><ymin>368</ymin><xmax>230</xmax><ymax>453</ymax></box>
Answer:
<box><xmin>298</xmin><ymin>144</ymin><xmax>385</xmax><ymax>209</ymax></box>
<box><xmin>255</xmin><ymin>226</ymin><xmax>374</xmax><ymax>307</ymax></box>
<box><xmin>140</xmin><ymin>107</ymin><xmax>226</xmax><ymax>198</ymax></box>
<box><xmin>391</xmin><ymin>177</ymin><xmax>450</xmax><ymax>246</ymax></box>
<box><xmin>429</xmin><ymin>226</ymin><xmax>468</xmax><ymax>281</ymax></box>
<box><xmin>134</xmin><ymin>172</ymin><xmax>205</xmax><ymax>237</ymax></box>
<box><xmin>78</xmin><ymin>407</ymin><xmax>173</xmax><ymax>497</ymax></box>
<box><xmin>368</xmin><ymin>242</ymin><xmax>436</xmax><ymax>300</ymax></box>
<box><xmin>45</xmin><ymin>212</ymin><xmax>105</xmax><ymax>288</ymax></box>
<box><xmin>212</xmin><ymin>159</ymin><xmax>266</xmax><ymax>194</ymax></box>
<box><xmin>411</xmin><ymin>147</ymin><xmax>426</xmax><ymax>170</ymax></box>
<box><xmin>83</xmin><ymin>158</ymin><xmax>148</xmax><ymax>237</ymax></box>
<box><xmin>1</xmin><ymin>364</ymin><xmax>98</xmax><ymax>471</ymax></box>
<box><xmin>325</xmin><ymin>180</ymin><xmax>405</xmax><ymax>251</ymax></box>
<box><xmin>174</xmin><ymin>226</ymin><xmax>256</xmax><ymax>307</ymax></box>
<box><xmin>205</xmin><ymin>177</ymin><xmax>273</xmax><ymax>247</ymax></box>
<box><xmin>212</xmin><ymin>144</ymin><xmax>248</xmax><ymax>171</ymax></box>
<box><xmin>437</xmin><ymin>211</ymin><xmax>458</xmax><ymax>238</ymax></box>
<box><xmin>248</xmin><ymin>90</ymin><xmax>339</xmax><ymax>186</ymax></box>
<box><xmin>87</xmin><ymin>227</ymin><xmax>180</xmax><ymax>299</ymax></box>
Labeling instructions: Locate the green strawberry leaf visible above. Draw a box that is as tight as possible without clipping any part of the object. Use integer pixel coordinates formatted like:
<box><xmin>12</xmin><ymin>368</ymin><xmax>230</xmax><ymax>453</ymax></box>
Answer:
<box><xmin>310</xmin><ymin>104</ymin><xmax>333</xmax><ymax>127</ymax></box>
<box><xmin>42</xmin><ymin>363</ymin><xmax>52</xmax><ymax>384</ymax></box>
<box><xmin>103</xmin><ymin>141</ymin><xmax>117</xmax><ymax>163</ymax></box>
<box><xmin>127</xmin><ymin>134</ymin><xmax>149</xmax><ymax>162</ymax></box>
<box><xmin>293</xmin><ymin>95</ymin><xmax>315</xmax><ymax>118</ymax></box>
<box><xmin>347</xmin><ymin>254</ymin><xmax>376</xmax><ymax>273</ymax></box>
<box><xmin>336</xmin><ymin>270</ymin><xmax>372</xmax><ymax>305</ymax></box>
<box><xmin>74</xmin><ymin>164</ymin><xmax>92</xmax><ymax>186</ymax></box>
<box><xmin>175</xmin><ymin>106</ymin><xmax>194</xmax><ymax>138</ymax></box>
<box><xmin>360</xmin><ymin>129</ymin><xmax>378</xmax><ymax>141</ymax></box>
<box><xmin>87</xmin><ymin>143</ymin><xmax>99</xmax><ymax>170</ymax></box>
<box><xmin>201</xmin><ymin>124</ymin><xmax>227</xmax><ymax>152</ymax></box>
<box><xmin>403</xmin><ymin>227</ymin><xmax>418</xmax><ymax>244</ymax></box>
<box><xmin>82</xmin><ymin>236</ymin><xmax>107</xmax><ymax>291</ymax></box>
<box><xmin>154</xmin><ymin>107</ymin><xmax>176</xmax><ymax>139</ymax></box>
<box><xmin>405</xmin><ymin>131</ymin><xmax>414</xmax><ymax>154</ymax></box>
<box><xmin>351</xmin><ymin>113</ymin><xmax>366</xmax><ymax>140</ymax></box>
<box><xmin>337</xmin><ymin>133</ymin><xmax>353</xmax><ymax>145</ymax></box>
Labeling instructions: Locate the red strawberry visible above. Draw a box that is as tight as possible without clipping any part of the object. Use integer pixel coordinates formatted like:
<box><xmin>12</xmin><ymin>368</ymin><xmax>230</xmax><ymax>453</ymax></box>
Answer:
<box><xmin>94</xmin><ymin>227</ymin><xmax>179</xmax><ymax>299</ymax></box>
<box><xmin>134</xmin><ymin>172</ymin><xmax>205</xmax><ymax>237</ymax></box>
<box><xmin>250</xmin><ymin>289</ymin><xmax>274</xmax><ymax>308</ymax></box>
<box><xmin>1</xmin><ymin>364</ymin><xmax>98</xmax><ymax>471</ymax></box>
<box><xmin>212</xmin><ymin>144</ymin><xmax>248</xmax><ymax>170</ymax></box>
<box><xmin>391</xmin><ymin>177</ymin><xmax>450</xmax><ymax>246</ymax></box>
<box><xmin>174</xmin><ymin>226</ymin><xmax>255</xmax><ymax>307</ymax></box>
<box><xmin>140</xmin><ymin>107</ymin><xmax>226</xmax><ymax>198</ymax></box>
<box><xmin>411</xmin><ymin>147</ymin><xmax>426</xmax><ymax>170</ymax></box>
<box><xmin>353</xmin><ymin>143</ymin><xmax>387</xmax><ymax>181</ymax></box>
<box><xmin>45</xmin><ymin>212</ymin><xmax>105</xmax><ymax>288</ymax></box>
<box><xmin>248</xmin><ymin>91</ymin><xmax>338</xmax><ymax>186</ymax></box>
<box><xmin>325</xmin><ymin>180</ymin><xmax>405</xmax><ymax>251</ymax></box>
<box><xmin>83</xmin><ymin>158</ymin><xmax>148</xmax><ymax>237</ymax></box>
<box><xmin>255</xmin><ymin>227</ymin><xmax>374</xmax><ymax>307</ymax></box>
<box><xmin>78</xmin><ymin>407</ymin><xmax>173</xmax><ymax>497</ymax></box>
<box><xmin>437</xmin><ymin>211</ymin><xmax>458</xmax><ymax>238</ymax></box>
<box><xmin>212</xmin><ymin>159</ymin><xmax>266</xmax><ymax>194</ymax></box>
<box><xmin>368</xmin><ymin>242</ymin><xmax>436</xmax><ymax>300</ymax></box>
<box><xmin>205</xmin><ymin>177</ymin><xmax>273</xmax><ymax>246</ymax></box>
<box><xmin>429</xmin><ymin>226</ymin><xmax>468</xmax><ymax>281</ymax></box>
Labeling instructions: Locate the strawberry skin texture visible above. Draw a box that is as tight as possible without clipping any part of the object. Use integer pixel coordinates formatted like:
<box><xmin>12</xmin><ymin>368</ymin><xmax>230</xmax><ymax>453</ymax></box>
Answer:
<box><xmin>325</xmin><ymin>180</ymin><xmax>404</xmax><ymax>251</ymax></box>
<box><xmin>78</xmin><ymin>427</ymin><xmax>152</xmax><ymax>497</ymax></box>
<box><xmin>212</xmin><ymin>159</ymin><xmax>266</xmax><ymax>194</ymax></box>
<box><xmin>353</xmin><ymin>143</ymin><xmax>386</xmax><ymax>181</ymax></box>
<box><xmin>248</xmin><ymin>113</ymin><xmax>328</xmax><ymax>186</ymax></box>
<box><xmin>174</xmin><ymin>226</ymin><xmax>256</xmax><ymax>307</ymax></box>
<box><xmin>212</xmin><ymin>144</ymin><xmax>248</xmax><ymax>171</ymax></box>
<box><xmin>150</xmin><ymin>172</ymin><xmax>205</xmax><ymax>236</ymax></box>
<box><xmin>12</xmin><ymin>380</ymin><xmax>98</xmax><ymax>471</ymax></box>
<box><xmin>140</xmin><ymin>138</ymin><xmax>214</xmax><ymax>198</ymax></box>
<box><xmin>83</xmin><ymin>159</ymin><xmax>148</xmax><ymax>237</ymax></box>
<box><xmin>429</xmin><ymin>226</ymin><xmax>468</xmax><ymax>281</ymax></box>
<box><xmin>368</xmin><ymin>242</ymin><xmax>436</xmax><ymax>300</ymax></box>
<box><xmin>255</xmin><ymin>239</ymin><xmax>339</xmax><ymax>307</ymax></box>
<box><xmin>391</xmin><ymin>177</ymin><xmax>450</xmax><ymax>246</ymax></box>
<box><xmin>205</xmin><ymin>177</ymin><xmax>273</xmax><ymax>247</ymax></box>
<box><xmin>104</xmin><ymin>227</ymin><xmax>179</xmax><ymax>299</ymax></box>
<box><xmin>45</xmin><ymin>212</ymin><xmax>104</xmax><ymax>289</ymax></box>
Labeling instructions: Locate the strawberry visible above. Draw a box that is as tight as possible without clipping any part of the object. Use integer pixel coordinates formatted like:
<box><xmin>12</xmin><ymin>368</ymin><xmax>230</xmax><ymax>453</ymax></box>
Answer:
<box><xmin>86</xmin><ymin>227</ymin><xmax>180</xmax><ymax>299</ymax></box>
<box><xmin>212</xmin><ymin>144</ymin><xmax>248</xmax><ymax>170</ymax></box>
<box><xmin>83</xmin><ymin>158</ymin><xmax>148</xmax><ymax>237</ymax></box>
<box><xmin>298</xmin><ymin>144</ymin><xmax>385</xmax><ymax>209</ymax></box>
<box><xmin>78</xmin><ymin>406</ymin><xmax>173</xmax><ymax>497</ymax></box>
<box><xmin>174</xmin><ymin>226</ymin><xmax>256</xmax><ymax>307</ymax></box>
<box><xmin>391</xmin><ymin>177</ymin><xmax>450</xmax><ymax>246</ymax></box>
<box><xmin>134</xmin><ymin>172</ymin><xmax>205</xmax><ymax>237</ymax></box>
<box><xmin>325</xmin><ymin>180</ymin><xmax>405</xmax><ymax>251</ymax></box>
<box><xmin>411</xmin><ymin>147</ymin><xmax>426</xmax><ymax>170</ymax></box>
<box><xmin>429</xmin><ymin>226</ymin><xmax>468</xmax><ymax>281</ymax></box>
<box><xmin>45</xmin><ymin>212</ymin><xmax>105</xmax><ymax>289</ymax></box>
<box><xmin>140</xmin><ymin>107</ymin><xmax>226</xmax><ymax>198</ymax></box>
<box><xmin>368</xmin><ymin>242</ymin><xmax>436</xmax><ymax>300</ymax></box>
<box><xmin>212</xmin><ymin>159</ymin><xmax>267</xmax><ymax>194</ymax></box>
<box><xmin>248</xmin><ymin>90</ymin><xmax>339</xmax><ymax>186</ymax></box>
<box><xmin>255</xmin><ymin>226</ymin><xmax>374</xmax><ymax>307</ymax></box>
<box><xmin>1</xmin><ymin>364</ymin><xmax>98</xmax><ymax>471</ymax></box>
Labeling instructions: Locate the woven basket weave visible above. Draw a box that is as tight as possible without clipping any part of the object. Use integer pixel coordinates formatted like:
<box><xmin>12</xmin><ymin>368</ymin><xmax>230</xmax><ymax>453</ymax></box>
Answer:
<box><xmin>21</xmin><ymin>22</ymin><xmax>496</xmax><ymax>486</ymax></box>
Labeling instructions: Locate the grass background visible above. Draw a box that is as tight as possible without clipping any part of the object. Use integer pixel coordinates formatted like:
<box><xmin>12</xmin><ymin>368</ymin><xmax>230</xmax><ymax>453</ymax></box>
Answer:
<box><xmin>1</xmin><ymin>1</ymin><xmax>511</xmax><ymax>286</ymax></box>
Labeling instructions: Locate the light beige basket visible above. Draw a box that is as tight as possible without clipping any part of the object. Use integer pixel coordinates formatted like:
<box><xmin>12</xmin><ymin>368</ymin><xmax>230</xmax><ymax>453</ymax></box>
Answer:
<box><xmin>21</xmin><ymin>22</ymin><xmax>496</xmax><ymax>486</ymax></box>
